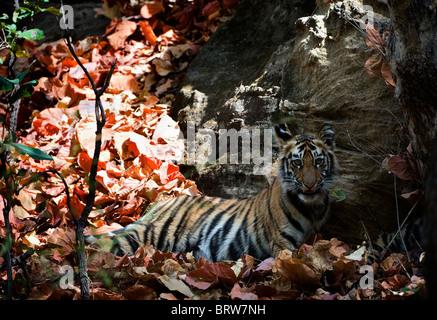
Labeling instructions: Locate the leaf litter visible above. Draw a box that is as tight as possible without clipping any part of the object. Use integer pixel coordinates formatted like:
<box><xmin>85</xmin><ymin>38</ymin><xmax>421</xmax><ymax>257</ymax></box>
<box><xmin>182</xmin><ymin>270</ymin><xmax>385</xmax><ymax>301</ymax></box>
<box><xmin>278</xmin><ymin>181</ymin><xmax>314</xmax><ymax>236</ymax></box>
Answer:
<box><xmin>0</xmin><ymin>0</ymin><xmax>426</xmax><ymax>300</ymax></box>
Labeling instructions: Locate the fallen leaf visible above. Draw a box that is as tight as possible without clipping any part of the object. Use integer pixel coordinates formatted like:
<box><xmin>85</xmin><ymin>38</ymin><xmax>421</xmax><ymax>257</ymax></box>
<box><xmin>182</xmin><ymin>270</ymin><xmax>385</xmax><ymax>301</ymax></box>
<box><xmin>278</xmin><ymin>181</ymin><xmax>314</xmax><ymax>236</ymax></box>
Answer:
<box><xmin>123</xmin><ymin>285</ymin><xmax>157</xmax><ymax>300</ymax></box>
<box><xmin>274</xmin><ymin>254</ymin><xmax>320</xmax><ymax>291</ymax></box>
<box><xmin>106</xmin><ymin>20</ymin><xmax>137</xmax><ymax>49</ymax></box>
<box><xmin>159</xmin><ymin>274</ymin><xmax>194</xmax><ymax>298</ymax></box>
<box><xmin>140</xmin><ymin>1</ymin><xmax>165</xmax><ymax>19</ymax></box>
<box><xmin>231</xmin><ymin>283</ymin><xmax>258</xmax><ymax>300</ymax></box>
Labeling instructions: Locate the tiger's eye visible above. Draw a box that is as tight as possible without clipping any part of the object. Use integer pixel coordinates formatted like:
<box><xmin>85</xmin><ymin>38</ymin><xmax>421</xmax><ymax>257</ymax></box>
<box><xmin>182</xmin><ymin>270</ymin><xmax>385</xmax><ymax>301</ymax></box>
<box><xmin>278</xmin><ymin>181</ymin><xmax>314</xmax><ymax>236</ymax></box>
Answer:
<box><xmin>292</xmin><ymin>159</ymin><xmax>302</xmax><ymax>167</ymax></box>
<box><xmin>315</xmin><ymin>158</ymin><xmax>324</xmax><ymax>165</ymax></box>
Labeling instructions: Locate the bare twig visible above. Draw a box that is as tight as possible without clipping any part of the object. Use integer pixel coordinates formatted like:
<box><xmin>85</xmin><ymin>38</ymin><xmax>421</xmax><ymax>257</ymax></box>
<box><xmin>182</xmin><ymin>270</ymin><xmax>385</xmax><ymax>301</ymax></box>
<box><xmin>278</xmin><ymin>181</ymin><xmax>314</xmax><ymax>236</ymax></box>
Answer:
<box><xmin>61</xmin><ymin>11</ymin><xmax>117</xmax><ymax>299</ymax></box>
<box><xmin>346</xmin><ymin>130</ymin><xmax>382</xmax><ymax>165</ymax></box>
<box><xmin>380</xmin><ymin>190</ymin><xmax>424</xmax><ymax>260</ymax></box>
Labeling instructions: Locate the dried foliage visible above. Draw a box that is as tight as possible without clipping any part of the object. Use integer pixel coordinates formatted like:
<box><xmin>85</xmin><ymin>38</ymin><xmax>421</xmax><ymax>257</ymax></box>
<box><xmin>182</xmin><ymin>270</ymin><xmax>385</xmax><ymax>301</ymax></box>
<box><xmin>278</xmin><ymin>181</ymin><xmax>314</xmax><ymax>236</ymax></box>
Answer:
<box><xmin>0</xmin><ymin>0</ymin><xmax>426</xmax><ymax>300</ymax></box>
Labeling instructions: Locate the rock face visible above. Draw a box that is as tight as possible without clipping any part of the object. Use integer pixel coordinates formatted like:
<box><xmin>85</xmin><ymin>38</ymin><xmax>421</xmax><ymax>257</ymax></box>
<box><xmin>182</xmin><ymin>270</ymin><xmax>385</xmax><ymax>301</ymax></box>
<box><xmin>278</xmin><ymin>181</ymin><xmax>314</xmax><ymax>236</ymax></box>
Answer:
<box><xmin>173</xmin><ymin>0</ymin><xmax>411</xmax><ymax>245</ymax></box>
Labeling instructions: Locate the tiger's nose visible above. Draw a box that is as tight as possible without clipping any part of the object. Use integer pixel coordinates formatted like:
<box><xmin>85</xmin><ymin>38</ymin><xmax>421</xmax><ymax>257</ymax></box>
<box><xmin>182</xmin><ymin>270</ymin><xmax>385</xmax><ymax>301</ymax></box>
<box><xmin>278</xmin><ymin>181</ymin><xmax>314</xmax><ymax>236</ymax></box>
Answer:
<box><xmin>304</xmin><ymin>183</ymin><xmax>315</xmax><ymax>189</ymax></box>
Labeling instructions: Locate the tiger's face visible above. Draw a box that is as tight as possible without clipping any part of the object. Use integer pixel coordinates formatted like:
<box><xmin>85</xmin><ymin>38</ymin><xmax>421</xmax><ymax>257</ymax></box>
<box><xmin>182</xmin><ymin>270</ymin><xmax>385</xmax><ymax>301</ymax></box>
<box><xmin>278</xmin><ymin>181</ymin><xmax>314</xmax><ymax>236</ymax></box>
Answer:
<box><xmin>275</xmin><ymin>125</ymin><xmax>336</xmax><ymax>203</ymax></box>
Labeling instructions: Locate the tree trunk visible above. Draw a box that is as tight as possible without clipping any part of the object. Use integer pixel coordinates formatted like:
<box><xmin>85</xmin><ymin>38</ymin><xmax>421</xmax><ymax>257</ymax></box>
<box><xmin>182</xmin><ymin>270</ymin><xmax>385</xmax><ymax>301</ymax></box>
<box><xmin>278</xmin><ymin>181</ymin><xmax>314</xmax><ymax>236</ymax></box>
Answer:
<box><xmin>386</xmin><ymin>0</ymin><xmax>437</xmax><ymax>179</ymax></box>
<box><xmin>425</xmin><ymin>136</ymin><xmax>437</xmax><ymax>299</ymax></box>
<box><xmin>386</xmin><ymin>0</ymin><xmax>437</xmax><ymax>299</ymax></box>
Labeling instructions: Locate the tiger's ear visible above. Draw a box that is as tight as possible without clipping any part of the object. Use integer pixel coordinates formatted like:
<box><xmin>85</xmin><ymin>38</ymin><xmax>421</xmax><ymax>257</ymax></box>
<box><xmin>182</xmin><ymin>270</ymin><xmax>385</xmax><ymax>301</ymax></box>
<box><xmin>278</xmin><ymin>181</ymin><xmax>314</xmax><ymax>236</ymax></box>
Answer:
<box><xmin>319</xmin><ymin>124</ymin><xmax>335</xmax><ymax>150</ymax></box>
<box><xmin>274</xmin><ymin>126</ymin><xmax>293</xmax><ymax>145</ymax></box>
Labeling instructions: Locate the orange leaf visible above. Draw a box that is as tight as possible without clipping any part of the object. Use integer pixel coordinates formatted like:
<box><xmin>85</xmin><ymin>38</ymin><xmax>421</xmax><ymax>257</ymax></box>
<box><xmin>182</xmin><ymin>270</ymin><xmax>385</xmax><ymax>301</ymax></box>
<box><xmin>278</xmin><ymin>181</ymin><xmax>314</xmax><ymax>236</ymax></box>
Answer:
<box><xmin>140</xmin><ymin>1</ymin><xmax>165</xmax><ymax>19</ymax></box>
<box><xmin>138</xmin><ymin>20</ymin><xmax>157</xmax><ymax>45</ymax></box>
<box><xmin>109</xmin><ymin>73</ymin><xmax>140</xmax><ymax>93</ymax></box>
<box><xmin>106</xmin><ymin>20</ymin><xmax>137</xmax><ymax>49</ymax></box>
<box><xmin>77</xmin><ymin>151</ymin><xmax>93</xmax><ymax>173</ymax></box>
<box><xmin>32</xmin><ymin>108</ymin><xmax>65</xmax><ymax>136</ymax></box>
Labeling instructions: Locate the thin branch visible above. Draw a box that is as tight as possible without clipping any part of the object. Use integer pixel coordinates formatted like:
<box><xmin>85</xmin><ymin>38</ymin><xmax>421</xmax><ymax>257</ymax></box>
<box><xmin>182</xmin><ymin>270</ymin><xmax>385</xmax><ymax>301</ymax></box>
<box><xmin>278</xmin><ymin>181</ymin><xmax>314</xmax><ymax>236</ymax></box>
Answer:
<box><xmin>380</xmin><ymin>190</ymin><xmax>424</xmax><ymax>260</ymax></box>
<box><xmin>60</xmin><ymin>4</ymin><xmax>117</xmax><ymax>299</ymax></box>
<box><xmin>346</xmin><ymin>130</ymin><xmax>382</xmax><ymax>165</ymax></box>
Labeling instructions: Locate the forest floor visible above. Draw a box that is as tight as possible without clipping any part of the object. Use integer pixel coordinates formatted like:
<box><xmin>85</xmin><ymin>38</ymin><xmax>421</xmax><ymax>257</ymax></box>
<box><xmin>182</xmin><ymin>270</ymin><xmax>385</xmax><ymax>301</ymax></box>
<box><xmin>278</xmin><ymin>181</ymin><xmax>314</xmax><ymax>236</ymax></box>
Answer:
<box><xmin>0</xmin><ymin>0</ymin><xmax>426</xmax><ymax>300</ymax></box>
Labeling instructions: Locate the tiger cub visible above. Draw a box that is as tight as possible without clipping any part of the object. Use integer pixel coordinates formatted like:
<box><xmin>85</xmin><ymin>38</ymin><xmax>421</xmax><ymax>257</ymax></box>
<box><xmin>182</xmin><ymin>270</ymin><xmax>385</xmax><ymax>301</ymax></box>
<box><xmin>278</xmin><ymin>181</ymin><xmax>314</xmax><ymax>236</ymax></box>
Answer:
<box><xmin>86</xmin><ymin>125</ymin><xmax>336</xmax><ymax>262</ymax></box>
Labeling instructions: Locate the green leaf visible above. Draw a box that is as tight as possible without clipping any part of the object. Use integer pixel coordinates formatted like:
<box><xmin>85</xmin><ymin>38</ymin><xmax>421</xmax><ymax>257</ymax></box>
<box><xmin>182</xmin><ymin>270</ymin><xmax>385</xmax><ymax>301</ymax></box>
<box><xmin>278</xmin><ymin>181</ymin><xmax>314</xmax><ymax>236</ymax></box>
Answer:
<box><xmin>0</xmin><ymin>60</ymin><xmax>36</xmax><ymax>91</ymax></box>
<box><xmin>8</xmin><ymin>80</ymin><xmax>38</xmax><ymax>104</ymax></box>
<box><xmin>16</xmin><ymin>60</ymin><xmax>36</xmax><ymax>82</ymax></box>
<box><xmin>0</xmin><ymin>75</ymin><xmax>19</xmax><ymax>91</ymax></box>
<box><xmin>330</xmin><ymin>189</ymin><xmax>347</xmax><ymax>202</ymax></box>
<box><xmin>0</xmin><ymin>13</ymin><xmax>9</xmax><ymax>20</ymax></box>
<box><xmin>12</xmin><ymin>7</ymin><xmax>33</xmax><ymax>23</ymax></box>
<box><xmin>5</xmin><ymin>142</ymin><xmax>53</xmax><ymax>160</ymax></box>
<box><xmin>18</xmin><ymin>28</ymin><xmax>45</xmax><ymax>41</ymax></box>
<box><xmin>41</xmin><ymin>7</ymin><xmax>61</xmax><ymax>15</ymax></box>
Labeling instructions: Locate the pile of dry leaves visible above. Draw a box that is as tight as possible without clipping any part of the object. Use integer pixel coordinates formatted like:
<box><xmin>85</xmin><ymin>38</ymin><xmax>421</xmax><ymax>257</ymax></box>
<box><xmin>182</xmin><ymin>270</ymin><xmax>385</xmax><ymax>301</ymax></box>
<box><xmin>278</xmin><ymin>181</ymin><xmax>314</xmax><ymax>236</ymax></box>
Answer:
<box><xmin>0</xmin><ymin>0</ymin><xmax>426</xmax><ymax>300</ymax></box>
<box><xmin>27</xmin><ymin>237</ymin><xmax>425</xmax><ymax>300</ymax></box>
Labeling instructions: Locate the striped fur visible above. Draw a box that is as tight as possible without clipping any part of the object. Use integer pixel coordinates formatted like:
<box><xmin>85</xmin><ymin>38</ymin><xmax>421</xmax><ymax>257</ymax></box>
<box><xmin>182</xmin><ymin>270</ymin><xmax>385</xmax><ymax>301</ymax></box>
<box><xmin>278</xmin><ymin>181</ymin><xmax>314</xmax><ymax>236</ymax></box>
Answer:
<box><xmin>369</xmin><ymin>217</ymin><xmax>424</xmax><ymax>262</ymax></box>
<box><xmin>86</xmin><ymin>125</ymin><xmax>336</xmax><ymax>261</ymax></box>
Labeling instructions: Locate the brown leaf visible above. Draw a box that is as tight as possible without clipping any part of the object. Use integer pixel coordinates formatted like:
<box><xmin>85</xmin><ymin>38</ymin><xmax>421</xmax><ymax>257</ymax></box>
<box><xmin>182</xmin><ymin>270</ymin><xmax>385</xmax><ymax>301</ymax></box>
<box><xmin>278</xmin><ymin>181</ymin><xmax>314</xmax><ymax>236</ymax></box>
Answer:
<box><xmin>109</xmin><ymin>73</ymin><xmax>141</xmax><ymax>93</ymax></box>
<box><xmin>380</xmin><ymin>253</ymin><xmax>409</xmax><ymax>276</ymax></box>
<box><xmin>387</xmin><ymin>274</ymin><xmax>410</xmax><ymax>290</ymax></box>
<box><xmin>380</xmin><ymin>59</ymin><xmax>395</xmax><ymax>87</ymax></box>
<box><xmin>387</xmin><ymin>154</ymin><xmax>417</xmax><ymax>180</ymax></box>
<box><xmin>364</xmin><ymin>53</ymin><xmax>383</xmax><ymax>78</ymax></box>
<box><xmin>273</xmin><ymin>255</ymin><xmax>320</xmax><ymax>291</ymax></box>
<box><xmin>365</xmin><ymin>25</ymin><xmax>385</xmax><ymax>50</ymax></box>
<box><xmin>185</xmin><ymin>262</ymin><xmax>237</xmax><ymax>290</ymax></box>
<box><xmin>123</xmin><ymin>285</ymin><xmax>157</xmax><ymax>300</ymax></box>
<box><xmin>231</xmin><ymin>283</ymin><xmax>258</xmax><ymax>300</ymax></box>
<box><xmin>91</xmin><ymin>288</ymin><xmax>126</xmax><ymax>300</ymax></box>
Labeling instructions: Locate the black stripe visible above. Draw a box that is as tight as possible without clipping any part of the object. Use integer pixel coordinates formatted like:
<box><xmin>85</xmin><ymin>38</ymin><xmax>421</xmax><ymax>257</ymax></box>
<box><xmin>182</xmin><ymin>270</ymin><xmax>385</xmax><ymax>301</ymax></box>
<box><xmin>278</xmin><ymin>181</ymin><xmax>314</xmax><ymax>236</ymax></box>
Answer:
<box><xmin>156</xmin><ymin>196</ymin><xmax>191</xmax><ymax>250</ymax></box>
<box><xmin>184</xmin><ymin>202</ymin><xmax>222</xmax><ymax>251</ymax></box>
<box><xmin>126</xmin><ymin>230</ymin><xmax>140</xmax><ymax>253</ymax></box>
<box><xmin>143</xmin><ymin>223</ymin><xmax>153</xmax><ymax>245</ymax></box>
<box><xmin>222</xmin><ymin>210</ymin><xmax>237</xmax><ymax>237</ymax></box>
<box><xmin>204</xmin><ymin>200</ymin><xmax>240</xmax><ymax>236</ymax></box>
<box><xmin>210</xmin><ymin>230</ymin><xmax>221</xmax><ymax>262</ymax></box>
<box><xmin>286</xmin><ymin>190</ymin><xmax>329</xmax><ymax>222</ymax></box>
<box><xmin>172</xmin><ymin>197</ymin><xmax>202</xmax><ymax>248</ymax></box>
<box><xmin>280</xmin><ymin>231</ymin><xmax>298</xmax><ymax>248</ymax></box>
<box><xmin>229</xmin><ymin>242</ymin><xmax>241</xmax><ymax>260</ymax></box>
<box><xmin>279</xmin><ymin>196</ymin><xmax>304</xmax><ymax>233</ymax></box>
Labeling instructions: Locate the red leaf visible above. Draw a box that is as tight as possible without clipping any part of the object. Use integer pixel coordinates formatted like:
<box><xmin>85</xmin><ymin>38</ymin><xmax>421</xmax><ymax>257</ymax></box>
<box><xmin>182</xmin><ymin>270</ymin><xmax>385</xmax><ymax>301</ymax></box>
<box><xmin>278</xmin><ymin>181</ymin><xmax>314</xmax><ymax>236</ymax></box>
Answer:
<box><xmin>185</xmin><ymin>262</ymin><xmax>237</xmax><ymax>290</ymax></box>
<box><xmin>231</xmin><ymin>283</ymin><xmax>258</xmax><ymax>300</ymax></box>
<box><xmin>388</xmin><ymin>155</ymin><xmax>417</xmax><ymax>180</ymax></box>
